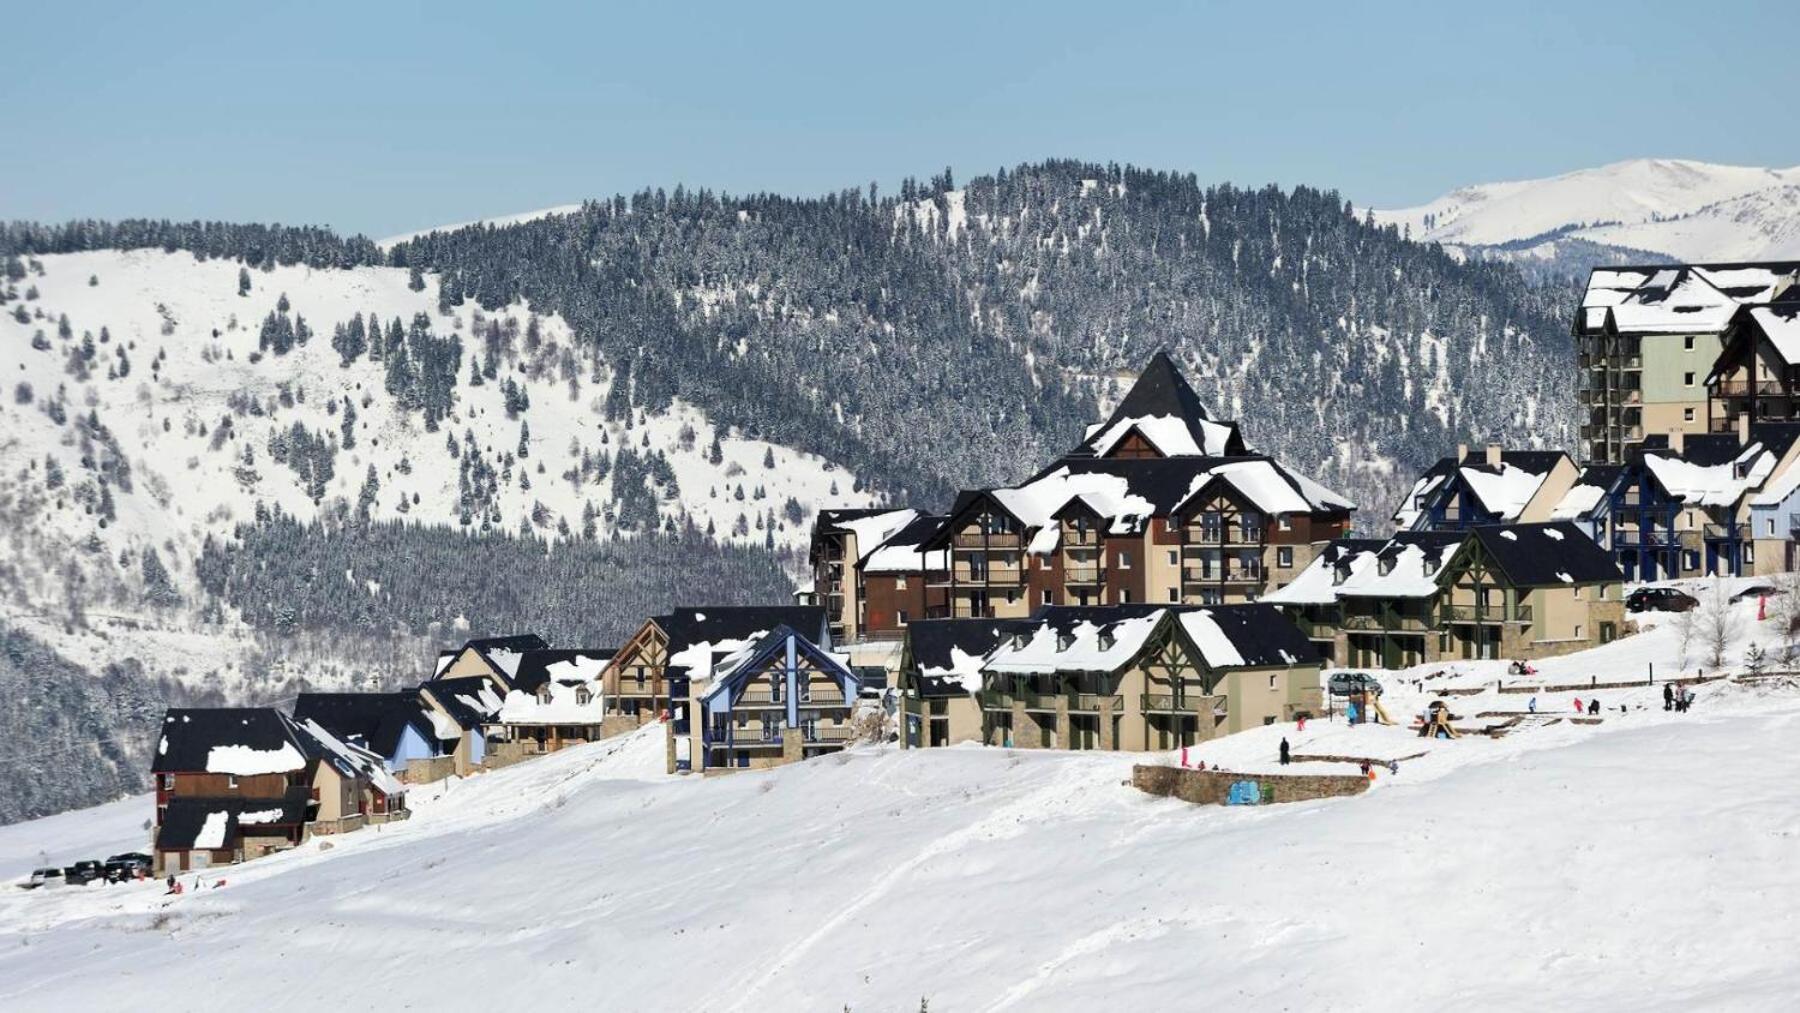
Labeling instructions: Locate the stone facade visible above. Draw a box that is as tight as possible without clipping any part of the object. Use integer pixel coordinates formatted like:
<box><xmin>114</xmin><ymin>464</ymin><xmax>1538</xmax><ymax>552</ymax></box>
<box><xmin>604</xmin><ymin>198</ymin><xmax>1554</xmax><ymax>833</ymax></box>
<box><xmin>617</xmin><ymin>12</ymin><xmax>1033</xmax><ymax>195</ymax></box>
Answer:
<box><xmin>1131</xmin><ymin>764</ymin><xmax>1370</xmax><ymax>805</ymax></box>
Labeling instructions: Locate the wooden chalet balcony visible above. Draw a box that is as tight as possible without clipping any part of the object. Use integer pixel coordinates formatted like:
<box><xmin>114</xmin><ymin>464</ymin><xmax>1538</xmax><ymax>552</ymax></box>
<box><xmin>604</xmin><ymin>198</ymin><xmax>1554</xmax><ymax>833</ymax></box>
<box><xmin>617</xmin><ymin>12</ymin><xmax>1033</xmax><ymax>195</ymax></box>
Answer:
<box><xmin>1703</xmin><ymin>523</ymin><xmax>1749</xmax><ymax>541</ymax></box>
<box><xmin>976</xmin><ymin>689</ymin><xmax>1120</xmax><ymax>712</ymax></box>
<box><xmin>1071</xmin><ymin>693</ymin><xmax>1124</xmax><ymax>713</ymax></box>
<box><xmin>712</xmin><ymin>734</ymin><xmax>785</xmax><ymax>750</ymax></box>
<box><xmin>1140</xmin><ymin>693</ymin><xmax>1225</xmax><ymax>715</ymax></box>
<box><xmin>1611</xmin><ymin>528</ymin><xmax>1681</xmax><ymax>548</ymax></box>
<box><xmin>1711</xmin><ymin>380</ymin><xmax>1786</xmax><ymax>398</ymax></box>
<box><xmin>735</xmin><ymin>688</ymin><xmax>783</xmax><ymax>706</ymax></box>
<box><xmin>1062</xmin><ymin>529</ymin><xmax>1101</xmax><ymax>547</ymax></box>
<box><xmin>806</xmin><ymin>726</ymin><xmax>855</xmax><ymax>744</ymax></box>
<box><xmin>951</xmin><ymin>605</ymin><xmax>999</xmax><ymax>619</ymax></box>
<box><xmin>1063</xmin><ymin>566</ymin><xmax>1104</xmax><ymax>585</ymax></box>
<box><xmin>1440</xmin><ymin>604</ymin><xmax>1532</xmax><ymax>625</ymax></box>
<box><xmin>954</xmin><ymin>531</ymin><xmax>1022</xmax><ymax>549</ymax></box>
<box><xmin>1340</xmin><ymin>612</ymin><xmax>1433</xmax><ymax>632</ymax></box>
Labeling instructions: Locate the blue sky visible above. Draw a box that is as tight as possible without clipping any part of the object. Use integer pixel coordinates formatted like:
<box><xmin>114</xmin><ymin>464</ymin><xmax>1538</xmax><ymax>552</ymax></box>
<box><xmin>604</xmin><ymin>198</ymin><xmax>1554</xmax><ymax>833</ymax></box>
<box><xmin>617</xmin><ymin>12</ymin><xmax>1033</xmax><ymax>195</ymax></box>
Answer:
<box><xmin>3</xmin><ymin>0</ymin><xmax>1795</xmax><ymax>238</ymax></box>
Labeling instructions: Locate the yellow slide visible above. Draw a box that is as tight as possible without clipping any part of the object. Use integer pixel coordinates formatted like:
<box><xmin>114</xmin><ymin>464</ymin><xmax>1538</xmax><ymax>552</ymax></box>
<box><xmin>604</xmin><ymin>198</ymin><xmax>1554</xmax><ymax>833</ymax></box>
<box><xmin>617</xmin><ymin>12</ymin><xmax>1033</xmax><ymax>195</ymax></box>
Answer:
<box><xmin>1370</xmin><ymin>697</ymin><xmax>1396</xmax><ymax>726</ymax></box>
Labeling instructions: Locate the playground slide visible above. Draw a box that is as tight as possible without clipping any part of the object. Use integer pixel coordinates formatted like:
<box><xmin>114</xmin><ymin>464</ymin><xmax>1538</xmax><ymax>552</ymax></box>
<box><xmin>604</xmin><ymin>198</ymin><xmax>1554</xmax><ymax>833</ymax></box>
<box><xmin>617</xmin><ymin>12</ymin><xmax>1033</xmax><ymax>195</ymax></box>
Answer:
<box><xmin>1371</xmin><ymin>698</ymin><xmax>1396</xmax><ymax>726</ymax></box>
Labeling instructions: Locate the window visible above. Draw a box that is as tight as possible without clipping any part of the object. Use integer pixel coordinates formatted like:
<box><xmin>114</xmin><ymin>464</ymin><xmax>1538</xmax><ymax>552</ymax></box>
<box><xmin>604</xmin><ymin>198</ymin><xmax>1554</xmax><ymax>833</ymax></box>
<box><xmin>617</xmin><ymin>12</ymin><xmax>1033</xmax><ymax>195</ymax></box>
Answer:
<box><xmin>1684</xmin><ymin>550</ymin><xmax>1700</xmax><ymax>570</ymax></box>
<box><xmin>1119</xmin><ymin>588</ymin><xmax>1132</xmax><ymax>604</ymax></box>
<box><xmin>801</xmin><ymin>682</ymin><xmax>812</xmax><ymax>703</ymax></box>
<box><xmin>1574</xmin><ymin>624</ymin><xmax>1584</xmax><ymax>639</ymax></box>
<box><xmin>1278</xmin><ymin>515</ymin><xmax>1292</xmax><ymax>531</ymax></box>
<box><xmin>160</xmin><ymin>774</ymin><xmax>174</xmax><ymax>790</ymax></box>
<box><xmin>1573</xmin><ymin>586</ymin><xmax>1582</xmax><ymax>600</ymax></box>
<box><xmin>896</xmin><ymin>576</ymin><xmax>907</xmax><ymax>590</ymax></box>
<box><xmin>227</xmin><ymin>775</ymin><xmax>239</xmax><ymax>790</ymax></box>
<box><xmin>1167</xmin><ymin>550</ymin><xmax>1178</xmax><ymax>566</ymax></box>
<box><xmin>1684</xmin><ymin>371</ymin><xmax>1695</xmax><ymax>387</ymax></box>
<box><xmin>1684</xmin><ymin>335</ymin><xmax>1695</xmax><ymax>350</ymax></box>
<box><xmin>1746</xmin><ymin>544</ymin><xmax>1755</xmax><ymax>564</ymax></box>
<box><xmin>1277</xmin><ymin>547</ymin><xmax>1294</xmax><ymax>568</ymax></box>
<box><xmin>1268</xmin><ymin>674</ymin><xmax>1278</xmax><ymax>690</ymax></box>
<box><xmin>1041</xmin><ymin>589</ymin><xmax>1052</xmax><ymax>605</ymax></box>
<box><xmin>897</xmin><ymin>610</ymin><xmax>909</xmax><ymax>625</ymax></box>
<box><xmin>1118</xmin><ymin>550</ymin><xmax>1132</xmax><ymax>569</ymax></box>
<box><xmin>1167</xmin><ymin>587</ymin><xmax>1180</xmax><ymax>603</ymax></box>
<box><xmin>1005</xmin><ymin>589</ymin><xmax>1018</xmax><ymax>604</ymax></box>
<box><xmin>575</xmin><ymin>688</ymin><xmax>592</xmax><ymax>706</ymax></box>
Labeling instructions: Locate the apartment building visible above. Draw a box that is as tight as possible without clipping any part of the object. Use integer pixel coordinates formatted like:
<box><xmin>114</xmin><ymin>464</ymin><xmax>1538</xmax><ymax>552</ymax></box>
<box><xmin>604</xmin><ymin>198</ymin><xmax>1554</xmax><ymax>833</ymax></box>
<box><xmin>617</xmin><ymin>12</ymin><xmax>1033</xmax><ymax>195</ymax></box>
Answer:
<box><xmin>1576</xmin><ymin>263</ymin><xmax>1799</xmax><ymax>463</ymax></box>
<box><xmin>1265</xmin><ymin>522</ymin><xmax>1626</xmax><ymax>666</ymax></box>
<box><xmin>896</xmin><ymin>604</ymin><xmax>1322</xmax><ymax>752</ymax></box>
<box><xmin>809</xmin><ymin>353</ymin><xmax>1355</xmax><ymax>638</ymax></box>
<box><xmin>1706</xmin><ymin>296</ymin><xmax>1800</xmax><ymax>433</ymax></box>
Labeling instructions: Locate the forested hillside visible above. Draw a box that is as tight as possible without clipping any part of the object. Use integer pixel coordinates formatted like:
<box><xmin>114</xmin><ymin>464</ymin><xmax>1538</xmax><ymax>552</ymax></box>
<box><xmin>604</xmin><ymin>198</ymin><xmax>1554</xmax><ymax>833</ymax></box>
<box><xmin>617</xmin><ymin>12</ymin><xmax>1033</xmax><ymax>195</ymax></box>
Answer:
<box><xmin>0</xmin><ymin>159</ymin><xmax>1578</xmax><ymax>821</ymax></box>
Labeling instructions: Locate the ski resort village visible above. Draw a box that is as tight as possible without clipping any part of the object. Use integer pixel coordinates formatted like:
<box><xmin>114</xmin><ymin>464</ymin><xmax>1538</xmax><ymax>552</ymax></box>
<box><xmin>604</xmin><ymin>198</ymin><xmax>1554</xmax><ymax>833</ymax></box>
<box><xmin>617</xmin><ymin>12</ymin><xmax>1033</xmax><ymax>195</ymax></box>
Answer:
<box><xmin>8</xmin><ymin>237</ymin><xmax>1800</xmax><ymax>1008</ymax></box>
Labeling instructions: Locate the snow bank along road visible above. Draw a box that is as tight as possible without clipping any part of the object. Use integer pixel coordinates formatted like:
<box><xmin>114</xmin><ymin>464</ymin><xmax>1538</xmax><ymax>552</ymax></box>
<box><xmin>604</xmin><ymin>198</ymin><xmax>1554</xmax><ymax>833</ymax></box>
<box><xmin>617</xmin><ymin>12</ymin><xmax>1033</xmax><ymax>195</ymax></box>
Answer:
<box><xmin>2</xmin><ymin>689</ymin><xmax>1797</xmax><ymax>1011</ymax></box>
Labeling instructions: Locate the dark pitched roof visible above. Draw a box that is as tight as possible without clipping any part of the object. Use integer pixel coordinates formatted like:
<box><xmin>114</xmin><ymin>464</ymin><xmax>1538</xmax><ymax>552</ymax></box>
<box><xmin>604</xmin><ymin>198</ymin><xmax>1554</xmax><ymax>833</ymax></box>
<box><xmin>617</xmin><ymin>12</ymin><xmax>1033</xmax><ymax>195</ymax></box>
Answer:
<box><xmin>152</xmin><ymin>708</ymin><xmax>311</xmax><ymax>774</ymax></box>
<box><xmin>705</xmin><ymin>625</ymin><xmax>861</xmax><ymax>705</ymax></box>
<box><xmin>451</xmin><ymin>635</ymin><xmax>550</xmax><ymax>686</ymax></box>
<box><xmin>1321</xmin><ymin>538</ymin><xmax>1387</xmax><ymax>565</ymax></box>
<box><xmin>509</xmin><ymin>649</ymin><xmax>617</xmax><ymax>694</ymax></box>
<box><xmin>658</xmin><ymin>607</ymin><xmax>828</xmax><ymax>665</ymax></box>
<box><xmin>1469</xmin><ymin>522</ymin><xmax>1624</xmax><ymax>586</ymax></box>
<box><xmin>292</xmin><ymin>692</ymin><xmax>434</xmax><ymax>759</ymax></box>
<box><xmin>155</xmin><ymin>791</ymin><xmax>312</xmax><ymax>851</ymax></box>
<box><xmin>903</xmin><ymin>618</ymin><xmax>1037</xmax><ymax>695</ymax></box>
<box><xmin>418</xmin><ymin>676</ymin><xmax>504</xmax><ymax>730</ymax></box>
<box><xmin>1067</xmin><ymin>351</ymin><xmax>1248</xmax><ymax>458</ymax></box>
<box><xmin>1379</xmin><ymin>530</ymin><xmax>1466</xmax><ymax>564</ymax></box>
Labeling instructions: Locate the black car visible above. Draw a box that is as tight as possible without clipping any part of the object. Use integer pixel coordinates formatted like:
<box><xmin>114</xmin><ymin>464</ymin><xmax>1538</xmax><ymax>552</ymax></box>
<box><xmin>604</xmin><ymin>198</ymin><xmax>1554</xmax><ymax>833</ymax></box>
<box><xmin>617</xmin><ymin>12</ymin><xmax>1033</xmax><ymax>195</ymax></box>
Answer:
<box><xmin>63</xmin><ymin>860</ymin><xmax>106</xmax><ymax>885</ymax></box>
<box><xmin>1626</xmin><ymin>587</ymin><xmax>1698</xmax><ymax>613</ymax></box>
<box><xmin>103</xmin><ymin>853</ymin><xmax>153</xmax><ymax>882</ymax></box>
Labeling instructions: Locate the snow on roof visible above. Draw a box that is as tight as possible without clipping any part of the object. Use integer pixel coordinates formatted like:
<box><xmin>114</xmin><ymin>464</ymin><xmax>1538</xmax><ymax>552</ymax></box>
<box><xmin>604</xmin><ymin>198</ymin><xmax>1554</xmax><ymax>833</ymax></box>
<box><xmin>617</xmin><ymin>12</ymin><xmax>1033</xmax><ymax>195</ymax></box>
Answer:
<box><xmin>921</xmin><ymin>646</ymin><xmax>991</xmax><ymax>695</ymax></box>
<box><xmin>497</xmin><ymin>680</ymin><xmax>606</xmax><ymax>726</ymax></box>
<box><xmin>486</xmin><ymin>647</ymin><xmax>526</xmax><ymax>678</ymax></box>
<box><xmin>1087</xmin><ymin>414</ymin><xmax>1235</xmax><ymax>457</ymax></box>
<box><xmin>990</xmin><ymin>468</ymin><xmax>1157</xmax><ymax>550</ymax></box>
<box><xmin>1643</xmin><ymin>443</ymin><xmax>1775</xmax><ymax>507</ymax></box>
<box><xmin>833</xmin><ymin>508</ymin><xmax>918</xmax><ymax>553</ymax></box>
<box><xmin>1458</xmin><ymin>463</ymin><xmax>1550</xmax><ymax>521</ymax></box>
<box><xmin>1749</xmin><ymin>306</ymin><xmax>1800</xmax><ymax>366</ymax></box>
<box><xmin>237</xmin><ymin>808</ymin><xmax>285</xmax><ymax>825</ymax></box>
<box><xmin>1551</xmin><ymin>481</ymin><xmax>1608</xmax><ymax>520</ymax></box>
<box><xmin>1171</xmin><ymin>461</ymin><xmax>1311</xmax><ymax>516</ymax></box>
<box><xmin>668</xmin><ymin>629</ymin><xmax>769</xmax><ymax>683</ymax></box>
<box><xmin>1335</xmin><ymin>539</ymin><xmax>1460</xmax><ymax>599</ymax></box>
<box><xmin>861</xmin><ymin>513</ymin><xmax>950</xmax><ymax>574</ymax></box>
<box><xmin>1586</xmin><ymin>266</ymin><xmax>1743</xmax><ymax>334</ymax></box>
<box><xmin>298</xmin><ymin>718</ymin><xmax>406</xmax><ymax>797</ymax></box>
<box><xmin>1751</xmin><ymin>456</ymin><xmax>1800</xmax><ymax>506</ymax></box>
<box><xmin>205</xmin><ymin>741</ymin><xmax>308</xmax><ymax>776</ymax></box>
<box><xmin>1392</xmin><ymin>473</ymin><xmax>1447</xmax><ymax>528</ymax></box>
<box><xmin>192</xmin><ymin>811</ymin><xmax>230</xmax><ymax>850</ymax></box>
<box><xmin>1176</xmin><ymin>611</ymin><xmax>1246</xmax><ymax>668</ymax></box>
<box><xmin>983</xmin><ymin>613</ymin><xmax>1163</xmax><ymax>675</ymax></box>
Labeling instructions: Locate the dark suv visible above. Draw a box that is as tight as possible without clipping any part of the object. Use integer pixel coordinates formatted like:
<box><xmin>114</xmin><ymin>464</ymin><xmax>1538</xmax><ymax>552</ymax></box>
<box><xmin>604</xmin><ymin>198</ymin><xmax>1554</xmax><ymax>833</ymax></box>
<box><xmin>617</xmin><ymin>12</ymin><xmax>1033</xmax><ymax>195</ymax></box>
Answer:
<box><xmin>104</xmin><ymin>853</ymin><xmax>153</xmax><ymax>882</ymax></box>
<box><xmin>1327</xmin><ymin>671</ymin><xmax>1383</xmax><ymax>697</ymax></box>
<box><xmin>63</xmin><ymin>860</ymin><xmax>105</xmax><ymax>885</ymax></box>
<box><xmin>1626</xmin><ymin>587</ymin><xmax>1698</xmax><ymax>613</ymax></box>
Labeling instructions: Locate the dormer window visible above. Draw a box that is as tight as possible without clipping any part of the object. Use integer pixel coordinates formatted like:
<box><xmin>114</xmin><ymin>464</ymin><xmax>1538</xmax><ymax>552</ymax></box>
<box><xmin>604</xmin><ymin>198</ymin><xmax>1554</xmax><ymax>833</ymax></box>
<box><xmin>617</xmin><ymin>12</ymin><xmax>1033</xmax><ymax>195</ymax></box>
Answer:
<box><xmin>1333</xmin><ymin>563</ymin><xmax>1350</xmax><ymax>585</ymax></box>
<box><xmin>1097</xmin><ymin>631</ymin><xmax>1116</xmax><ymax>652</ymax></box>
<box><xmin>1422</xmin><ymin>555</ymin><xmax>1439</xmax><ymax>575</ymax></box>
<box><xmin>575</xmin><ymin>688</ymin><xmax>592</xmax><ymax>706</ymax></box>
<box><xmin>538</xmin><ymin>687</ymin><xmax>553</xmax><ymax>704</ymax></box>
<box><xmin>1378</xmin><ymin>556</ymin><xmax>1394</xmax><ymax>577</ymax></box>
<box><xmin>1056</xmin><ymin>632</ymin><xmax>1075</xmax><ymax>652</ymax></box>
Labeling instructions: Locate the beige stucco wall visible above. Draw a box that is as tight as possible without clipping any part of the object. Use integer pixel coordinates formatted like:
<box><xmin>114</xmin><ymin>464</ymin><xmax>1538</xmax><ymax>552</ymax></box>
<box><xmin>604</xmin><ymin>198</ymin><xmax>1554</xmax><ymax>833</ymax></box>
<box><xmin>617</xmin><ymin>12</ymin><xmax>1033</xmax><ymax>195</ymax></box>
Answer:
<box><xmin>1518</xmin><ymin>457</ymin><xmax>1581</xmax><ymax>522</ymax></box>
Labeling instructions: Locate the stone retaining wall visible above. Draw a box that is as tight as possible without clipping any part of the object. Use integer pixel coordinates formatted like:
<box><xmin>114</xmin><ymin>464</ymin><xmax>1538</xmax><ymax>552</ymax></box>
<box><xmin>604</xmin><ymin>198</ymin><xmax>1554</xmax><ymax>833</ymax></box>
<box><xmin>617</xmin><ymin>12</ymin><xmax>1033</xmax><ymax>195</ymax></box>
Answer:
<box><xmin>400</xmin><ymin>755</ymin><xmax>456</xmax><ymax>784</ymax></box>
<box><xmin>1497</xmin><ymin>672</ymin><xmax>1729</xmax><ymax>694</ymax></box>
<box><xmin>1132</xmin><ymin>764</ymin><xmax>1369</xmax><ymax>806</ymax></box>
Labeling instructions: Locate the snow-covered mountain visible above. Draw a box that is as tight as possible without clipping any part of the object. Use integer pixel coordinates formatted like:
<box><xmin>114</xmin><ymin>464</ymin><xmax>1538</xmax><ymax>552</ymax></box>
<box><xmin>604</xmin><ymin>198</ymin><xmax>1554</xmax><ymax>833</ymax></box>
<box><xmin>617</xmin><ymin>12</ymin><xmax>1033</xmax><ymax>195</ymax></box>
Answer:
<box><xmin>1375</xmin><ymin>158</ymin><xmax>1800</xmax><ymax>265</ymax></box>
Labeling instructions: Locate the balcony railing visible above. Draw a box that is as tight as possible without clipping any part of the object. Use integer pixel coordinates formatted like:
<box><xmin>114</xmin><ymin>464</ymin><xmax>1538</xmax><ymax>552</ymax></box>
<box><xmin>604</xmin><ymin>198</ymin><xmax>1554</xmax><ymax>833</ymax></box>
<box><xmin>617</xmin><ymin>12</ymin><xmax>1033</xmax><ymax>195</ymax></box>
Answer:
<box><xmin>1071</xmin><ymin>694</ymin><xmax>1124</xmax><ymax>713</ymax></box>
<box><xmin>954</xmin><ymin>531</ymin><xmax>1021</xmax><ymax>548</ymax></box>
<box><xmin>1141</xmin><ymin>693</ymin><xmax>1225</xmax><ymax>715</ymax></box>
<box><xmin>1711</xmin><ymin>379</ymin><xmax>1786</xmax><ymax>398</ymax></box>
<box><xmin>1440</xmin><ymin>603</ymin><xmax>1533</xmax><ymax>625</ymax></box>
<box><xmin>1063</xmin><ymin>566</ymin><xmax>1103</xmax><ymax>585</ymax></box>
<box><xmin>736</xmin><ymin>688</ymin><xmax>782</xmax><ymax>706</ymax></box>
<box><xmin>1611</xmin><ymin>529</ymin><xmax>1682</xmax><ymax>548</ymax></box>
<box><xmin>1703</xmin><ymin>523</ymin><xmax>1749</xmax><ymax>541</ymax></box>
<box><xmin>1181</xmin><ymin>565</ymin><xmax>1263</xmax><ymax>584</ymax></box>
<box><xmin>1340</xmin><ymin>612</ymin><xmax>1433</xmax><ymax>632</ymax></box>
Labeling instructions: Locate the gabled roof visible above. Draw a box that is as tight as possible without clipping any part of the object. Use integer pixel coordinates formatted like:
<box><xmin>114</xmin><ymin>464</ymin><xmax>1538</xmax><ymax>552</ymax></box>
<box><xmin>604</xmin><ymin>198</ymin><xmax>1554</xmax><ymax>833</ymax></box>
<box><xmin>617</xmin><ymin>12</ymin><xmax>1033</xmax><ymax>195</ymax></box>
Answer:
<box><xmin>447</xmin><ymin>634</ymin><xmax>549</xmax><ymax>687</ymax></box>
<box><xmin>861</xmin><ymin>512</ymin><xmax>950</xmax><ymax>574</ymax></box>
<box><xmin>981</xmin><ymin>604</ymin><xmax>1317</xmax><ymax>677</ymax></box>
<box><xmin>1468</xmin><ymin>523</ymin><xmax>1623</xmax><ymax>587</ymax></box>
<box><xmin>1633</xmin><ymin>426</ymin><xmax>1800</xmax><ymax>507</ymax></box>
<box><xmin>295</xmin><ymin>718</ymin><xmax>405</xmax><ymax>797</ymax></box>
<box><xmin>904</xmin><ymin>618</ymin><xmax>1038</xmax><ymax>696</ymax></box>
<box><xmin>152</xmin><ymin>708</ymin><xmax>313</xmax><ymax>775</ymax></box>
<box><xmin>1260</xmin><ymin>538</ymin><xmax>1388</xmax><ymax>606</ymax></box>
<box><xmin>292</xmin><ymin>692</ymin><xmax>435</xmax><ymax>759</ymax></box>
<box><xmin>658</xmin><ymin>606</ymin><xmax>829</xmax><ymax>678</ymax></box>
<box><xmin>418</xmin><ymin>676</ymin><xmax>506</xmax><ymax>731</ymax></box>
<box><xmin>1551</xmin><ymin>464</ymin><xmax>1626</xmax><ymax>521</ymax></box>
<box><xmin>1578</xmin><ymin>262</ymin><xmax>1800</xmax><ymax>335</ymax></box>
<box><xmin>699</xmin><ymin>624</ymin><xmax>861</xmax><ymax>709</ymax></box>
<box><xmin>1393</xmin><ymin>449</ymin><xmax>1571</xmax><ymax>528</ymax></box>
<box><xmin>508</xmin><ymin>649</ymin><xmax>616</xmax><ymax>694</ymax></box>
<box><xmin>1070</xmin><ymin>351</ymin><xmax>1247</xmax><ymax>459</ymax></box>
<box><xmin>156</xmin><ymin>791</ymin><xmax>312</xmax><ymax>851</ymax></box>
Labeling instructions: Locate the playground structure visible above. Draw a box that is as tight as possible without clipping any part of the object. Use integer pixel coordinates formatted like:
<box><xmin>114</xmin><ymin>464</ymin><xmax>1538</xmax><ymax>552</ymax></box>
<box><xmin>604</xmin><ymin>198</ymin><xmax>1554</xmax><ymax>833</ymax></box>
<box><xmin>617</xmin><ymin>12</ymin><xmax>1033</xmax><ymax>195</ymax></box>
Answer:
<box><xmin>1418</xmin><ymin>699</ymin><xmax>1462</xmax><ymax>739</ymax></box>
<box><xmin>1345</xmin><ymin>689</ymin><xmax>1394</xmax><ymax>726</ymax></box>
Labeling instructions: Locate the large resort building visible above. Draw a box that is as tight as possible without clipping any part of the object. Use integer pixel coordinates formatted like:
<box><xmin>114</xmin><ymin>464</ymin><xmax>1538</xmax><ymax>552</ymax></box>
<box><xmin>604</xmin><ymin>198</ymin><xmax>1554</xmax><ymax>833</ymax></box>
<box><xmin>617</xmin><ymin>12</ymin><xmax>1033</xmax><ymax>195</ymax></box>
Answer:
<box><xmin>810</xmin><ymin>352</ymin><xmax>1356</xmax><ymax>641</ymax></box>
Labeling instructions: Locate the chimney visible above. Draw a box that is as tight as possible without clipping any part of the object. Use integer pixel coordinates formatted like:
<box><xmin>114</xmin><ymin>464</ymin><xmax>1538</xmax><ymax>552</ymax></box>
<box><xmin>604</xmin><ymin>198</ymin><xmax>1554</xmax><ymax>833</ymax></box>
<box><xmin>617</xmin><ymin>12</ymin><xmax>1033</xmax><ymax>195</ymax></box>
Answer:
<box><xmin>1485</xmin><ymin>443</ymin><xmax>1502</xmax><ymax>468</ymax></box>
<box><xmin>1456</xmin><ymin>443</ymin><xmax>1469</xmax><ymax>463</ymax></box>
<box><xmin>1670</xmin><ymin>430</ymin><xmax>1685</xmax><ymax>455</ymax></box>
<box><xmin>1737</xmin><ymin>412</ymin><xmax>1751</xmax><ymax>446</ymax></box>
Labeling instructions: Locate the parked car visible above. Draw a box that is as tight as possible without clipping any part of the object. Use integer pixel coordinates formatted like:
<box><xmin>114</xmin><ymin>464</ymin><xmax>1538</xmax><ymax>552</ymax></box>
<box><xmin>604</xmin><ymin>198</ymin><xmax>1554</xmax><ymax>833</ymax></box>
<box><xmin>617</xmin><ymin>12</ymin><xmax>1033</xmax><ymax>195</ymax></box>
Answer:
<box><xmin>1626</xmin><ymin>587</ymin><xmax>1698</xmax><ymax>613</ymax></box>
<box><xmin>1730</xmin><ymin>584</ymin><xmax>1781</xmax><ymax>603</ymax></box>
<box><xmin>1327</xmin><ymin>671</ymin><xmax>1383</xmax><ymax>697</ymax></box>
<box><xmin>23</xmin><ymin>868</ymin><xmax>64</xmax><ymax>890</ymax></box>
<box><xmin>63</xmin><ymin>860</ymin><xmax>106</xmax><ymax>885</ymax></box>
<box><xmin>103</xmin><ymin>853</ymin><xmax>153</xmax><ymax>882</ymax></box>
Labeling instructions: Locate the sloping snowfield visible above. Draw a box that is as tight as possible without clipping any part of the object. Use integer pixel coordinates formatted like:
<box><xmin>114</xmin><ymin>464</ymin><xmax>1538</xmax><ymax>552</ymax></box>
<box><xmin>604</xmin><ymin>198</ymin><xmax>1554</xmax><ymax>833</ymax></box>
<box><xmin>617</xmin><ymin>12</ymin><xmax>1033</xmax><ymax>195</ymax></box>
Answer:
<box><xmin>2</xmin><ymin>679</ymin><xmax>1797</xmax><ymax>1011</ymax></box>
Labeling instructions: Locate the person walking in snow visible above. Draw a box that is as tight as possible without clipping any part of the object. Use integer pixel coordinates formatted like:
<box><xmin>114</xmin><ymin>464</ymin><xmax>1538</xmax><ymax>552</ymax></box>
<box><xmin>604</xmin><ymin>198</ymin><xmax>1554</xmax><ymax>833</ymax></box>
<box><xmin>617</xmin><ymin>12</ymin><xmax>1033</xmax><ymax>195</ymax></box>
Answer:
<box><xmin>1588</xmin><ymin>698</ymin><xmax>1600</xmax><ymax>716</ymax></box>
<box><xmin>1663</xmin><ymin>683</ymin><xmax>1674</xmax><ymax>711</ymax></box>
<box><xmin>1297</xmin><ymin>715</ymin><xmax>1307</xmax><ymax>732</ymax></box>
<box><xmin>1573</xmin><ymin>697</ymin><xmax>1584</xmax><ymax>714</ymax></box>
<box><xmin>1279</xmin><ymin>737</ymin><xmax>1291</xmax><ymax>766</ymax></box>
<box><xmin>1528</xmin><ymin>696</ymin><xmax>1537</xmax><ymax>714</ymax></box>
